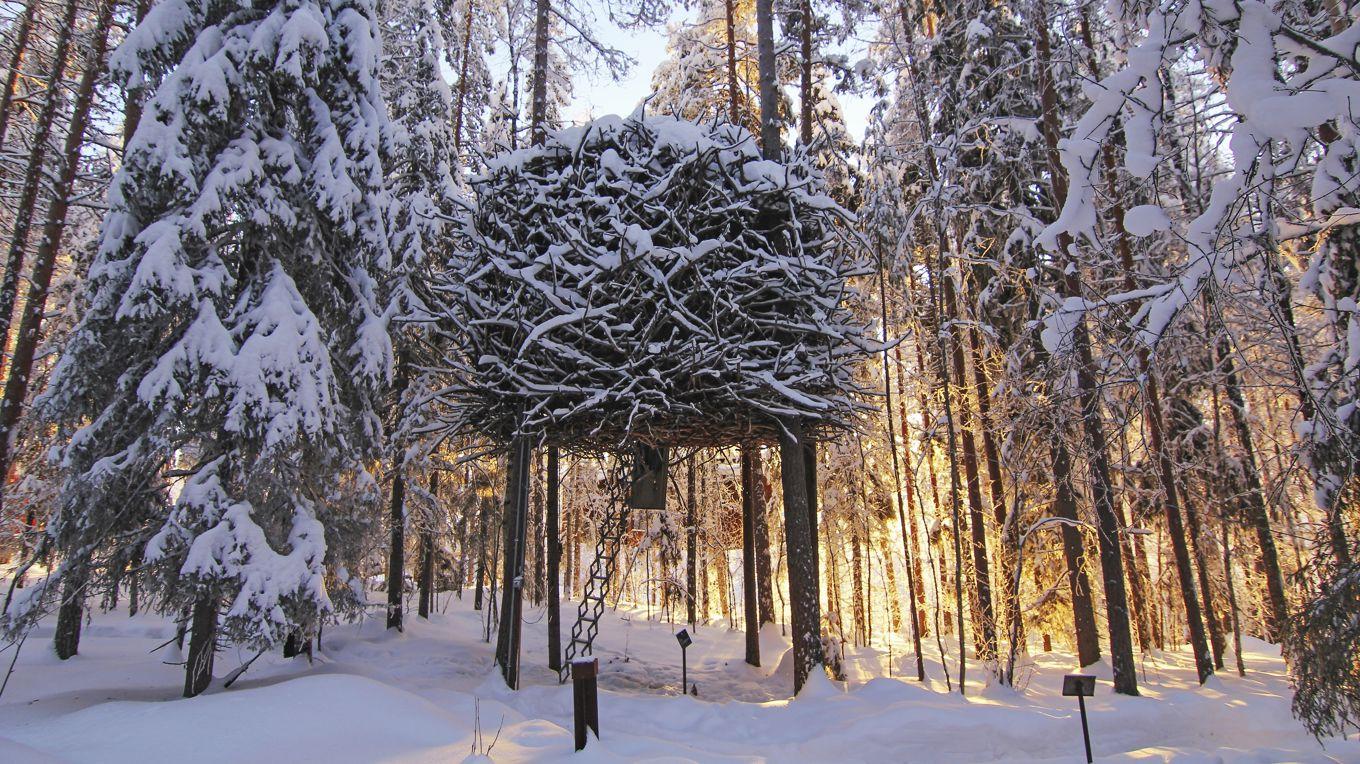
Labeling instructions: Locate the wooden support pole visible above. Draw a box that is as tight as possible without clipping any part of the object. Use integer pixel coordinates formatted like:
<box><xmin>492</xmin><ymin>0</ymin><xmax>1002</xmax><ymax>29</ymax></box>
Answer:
<box><xmin>547</xmin><ymin>446</ymin><xmax>563</xmax><ymax>671</ymax></box>
<box><xmin>780</xmin><ymin>419</ymin><xmax>824</xmax><ymax>694</ymax></box>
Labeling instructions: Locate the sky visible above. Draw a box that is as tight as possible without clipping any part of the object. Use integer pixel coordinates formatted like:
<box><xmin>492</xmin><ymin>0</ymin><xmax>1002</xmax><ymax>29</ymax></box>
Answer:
<box><xmin>563</xmin><ymin>7</ymin><xmax>875</xmax><ymax>141</ymax></box>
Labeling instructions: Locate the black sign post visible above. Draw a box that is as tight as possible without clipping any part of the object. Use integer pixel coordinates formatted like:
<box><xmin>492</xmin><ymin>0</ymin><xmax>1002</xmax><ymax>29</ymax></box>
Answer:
<box><xmin>572</xmin><ymin>657</ymin><xmax>599</xmax><ymax>751</ymax></box>
<box><xmin>1062</xmin><ymin>674</ymin><xmax>1096</xmax><ymax>763</ymax></box>
<box><xmin>675</xmin><ymin>629</ymin><xmax>692</xmax><ymax>695</ymax></box>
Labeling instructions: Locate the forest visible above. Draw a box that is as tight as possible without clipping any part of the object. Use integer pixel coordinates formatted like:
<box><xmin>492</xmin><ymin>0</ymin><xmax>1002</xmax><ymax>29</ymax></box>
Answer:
<box><xmin>0</xmin><ymin>0</ymin><xmax>1357</xmax><ymax>760</ymax></box>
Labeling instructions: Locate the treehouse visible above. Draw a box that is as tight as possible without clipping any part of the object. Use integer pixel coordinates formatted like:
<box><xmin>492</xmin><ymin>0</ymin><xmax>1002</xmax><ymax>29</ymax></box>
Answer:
<box><xmin>431</xmin><ymin>113</ymin><xmax>873</xmax><ymax>691</ymax></box>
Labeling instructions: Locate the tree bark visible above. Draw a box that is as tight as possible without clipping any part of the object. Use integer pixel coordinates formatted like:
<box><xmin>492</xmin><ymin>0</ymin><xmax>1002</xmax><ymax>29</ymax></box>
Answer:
<box><xmin>1181</xmin><ymin>478</ymin><xmax>1226</xmax><ymax>668</ymax></box>
<box><xmin>183</xmin><ymin>595</ymin><xmax>217</xmax><ymax>697</ymax></box>
<box><xmin>1222</xmin><ymin>517</ymin><xmax>1247</xmax><ymax>676</ymax></box>
<box><xmin>418</xmin><ymin>472</ymin><xmax>439</xmax><ymax>619</ymax></box>
<box><xmin>387</xmin><ymin>469</ymin><xmax>406</xmax><ymax>630</ymax></box>
<box><xmin>0</xmin><ymin>0</ymin><xmax>114</xmax><ymax>492</ymax></box>
<box><xmin>547</xmin><ymin>446</ymin><xmax>562</xmax><ymax>671</ymax></box>
<box><xmin>495</xmin><ymin>436</ymin><xmax>531</xmax><ymax>688</ymax></box>
<box><xmin>0</xmin><ymin>0</ymin><xmax>40</xmax><ymax>151</ymax></box>
<box><xmin>968</xmin><ymin>321</ymin><xmax>1018</xmax><ymax>662</ymax></box>
<box><xmin>780</xmin><ymin>419</ymin><xmax>823</xmax><ymax>693</ymax></box>
<box><xmin>754</xmin><ymin>0</ymin><xmax>780</xmax><ymax>161</ymax></box>
<box><xmin>798</xmin><ymin>0</ymin><xmax>812</xmax><ymax>146</ymax></box>
<box><xmin>1034</xmin><ymin>0</ymin><xmax>1139</xmax><ymax>694</ymax></box>
<box><xmin>894</xmin><ymin>347</ymin><xmax>929</xmax><ymax>636</ymax></box>
<box><xmin>1052</xmin><ymin>441</ymin><xmax>1102</xmax><ymax>667</ymax></box>
<box><xmin>0</xmin><ymin>0</ymin><xmax>79</xmax><ymax>371</ymax></box>
<box><xmin>450</xmin><ymin>0</ymin><xmax>476</xmax><ymax>156</ymax></box>
<box><xmin>753</xmin><ymin>450</ymin><xmax>775</xmax><ymax>625</ymax></box>
<box><xmin>531</xmin><ymin>451</ymin><xmax>544</xmax><ymax>605</ymax></box>
<box><xmin>686</xmin><ymin>455</ymin><xmax>698</xmax><ymax>625</ymax></box>
<box><xmin>880</xmin><ymin>267</ymin><xmax>924</xmax><ymax>679</ymax></box>
<box><xmin>53</xmin><ymin>572</ymin><xmax>84</xmax><ymax>659</ymax></box>
<box><xmin>474</xmin><ymin>491</ymin><xmax>489</xmax><ymax>610</ymax></box>
<box><xmin>742</xmin><ymin>446</ymin><xmax>760</xmax><ymax>666</ymax></box>
<box><xmin>723</xmin><ymin>0</ymin><xmax>739</xmax><ymax>124</ymax></box>
<box><xmin>528</xmin><ymin>0</ymin><xmax>550</xmax><ymax>146</ymax></box>
<box><xmin>1213</xmin><ymin>324</ymin><xmax>1290</xmax><ymax>641</ymax></box>
<box><xmin>943</xmin><ymin>269</ymin><xmax>996</xmax><ymax>661</ymax></box>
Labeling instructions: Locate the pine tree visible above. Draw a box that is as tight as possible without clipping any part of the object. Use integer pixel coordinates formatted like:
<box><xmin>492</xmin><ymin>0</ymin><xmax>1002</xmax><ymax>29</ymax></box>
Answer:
<box><xmin>650</xmin><ymin>0</ymin><xmax>761</xmax><ymax>134</ymax></box>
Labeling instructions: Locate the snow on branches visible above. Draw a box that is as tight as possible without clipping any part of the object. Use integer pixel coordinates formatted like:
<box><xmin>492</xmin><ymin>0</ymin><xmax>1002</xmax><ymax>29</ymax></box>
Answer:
<box><xmin>431</xmin><ymin>114</ymin><xmax>874</xmax><ymax>452</ymax></box>
<box><xmin>17</xmin><ymin>0</ymin><xmax>395</xmax><ymax>646</ymax></box>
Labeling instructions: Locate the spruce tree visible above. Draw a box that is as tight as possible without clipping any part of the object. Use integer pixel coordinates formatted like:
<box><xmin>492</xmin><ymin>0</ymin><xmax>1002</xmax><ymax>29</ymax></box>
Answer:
<box><xmin>32</xmin><ymin>0</ymin><xmax>394</xmax><ymax>695</ymax></box>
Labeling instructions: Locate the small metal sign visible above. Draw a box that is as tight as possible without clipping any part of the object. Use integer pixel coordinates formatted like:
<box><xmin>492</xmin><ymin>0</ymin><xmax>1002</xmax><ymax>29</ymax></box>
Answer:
<box><xmin>1063</xmin><ymin>674</ymin><xmax>1096</xmax><ymax>763</ymax></box>
<box><xmin>1062</xmin><ymin>674</ymin><xmax>1096</xmax><ymax>697</ymax></box>
<box><xmin>675</xmin><ymin>628</ymin><xmax>692</xmax><ymax>695</ymax></box>
<box><xmin>628</xmin><ymin>444</ymin><xmax>668</xmax><ymax>510</ymax></box>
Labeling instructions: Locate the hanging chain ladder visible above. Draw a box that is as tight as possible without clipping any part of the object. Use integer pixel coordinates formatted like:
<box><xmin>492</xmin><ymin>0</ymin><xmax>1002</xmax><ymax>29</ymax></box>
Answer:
<box><xmin>558</xmin><ymin>497</ymin><xmax>632</xmax><ymax>683</ymax></box>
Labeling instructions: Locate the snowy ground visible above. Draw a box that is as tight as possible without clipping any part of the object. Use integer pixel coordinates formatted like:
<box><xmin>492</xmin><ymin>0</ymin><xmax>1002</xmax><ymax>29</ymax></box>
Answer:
<box><xmin>0</xmin><ymin>588</ymin><xmax>1354</xmax><ymax>763</ymax></box>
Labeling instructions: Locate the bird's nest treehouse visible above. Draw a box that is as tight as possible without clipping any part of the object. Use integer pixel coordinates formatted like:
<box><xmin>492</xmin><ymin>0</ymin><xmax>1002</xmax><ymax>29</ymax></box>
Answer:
<box><xmin>431</xmin><ymin>114</ymin><xmax>873</xmax><ymax>689</ymax></box>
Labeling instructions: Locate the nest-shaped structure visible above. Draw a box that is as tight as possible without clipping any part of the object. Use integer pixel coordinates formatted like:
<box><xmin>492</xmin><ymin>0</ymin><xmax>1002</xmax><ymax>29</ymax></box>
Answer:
<box><xmin>432</xmin><ymin>115</ymin><xmax>873</xmax><ymax>452</ymax></box>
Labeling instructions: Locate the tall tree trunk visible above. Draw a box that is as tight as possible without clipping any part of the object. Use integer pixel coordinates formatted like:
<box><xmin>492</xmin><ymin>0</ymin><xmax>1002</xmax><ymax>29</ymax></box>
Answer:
<box><xmin>387</xmin><ymin>469</ymin><xmax>406</xmax><ymax>631</ymax></box>
<box><xmin>933</xmin><ymin>280</ymin><xmax>969</xmax><ymax>691</ymax></box>
<box><xmin>1144</xmin><ymin>392</ymin><xmax>1213</xmax><ymax>682</ymax></box>
<box><xmin>754</xmin><ymin>0</ymin><xmax>780</xmax><ymax>161</ymax></box>
<box><xmin>528</xmin><ymin>0</ymin><xmax>550</xmax><ymax>147</ymax></box>
<box><xmin>686</xmin><ymin>455</ymin><xmax>698</xmax><ymax>625</ymax></box>
<box><xmin>456</xmin><ymin>472</ymin><xmax>470</xmax><ymax>599</ymax></box>
<box><xmin>1034</xmin><ymin>0</ymin><xmax>1139</xmax><ymax>694</ymax></box>
<box><xmin>968</xmin><ymin>320</ymin><xmax>1017</xmax><ymax>662</ymax></box>
<box><xmin>546</xmin><ymin>446</ymin><xmax>562</xmax><ymax>671</ymax></box>
<box><xmin>183</xmin><ymin>595</ymin><xmax>217</xmax><ymax>697</ymax></box>
<box><xmin>495</xmin><ymin>437</ymin><xmax>531</xmax><ymax>688</ymax></box>
<box><xmin>386</xmin><ymin>349</ymin><xmax>411</xmax><ymax>632</ymax></box>
<box><xmin>880</xmin><ymin>265</ymin><xmax>924</xmax><ymax>679</ymax></box>
<box><xmin>121</xmin><ymin>0</ymin><xmax>152</xmax><ymax>146</ymax></box>
<box><xmin>531</xmin><ymin>451</ymin><xmax>544</xmax><ymax>606</ymax></box>
<box><xmin>881</xmin><ymin>531</ymin><xmax>902</xmax><ymax>632</ymax></box>
<box><xmin>1222</xmin><ymin>517</ymin><xmax>1247</xmax><ymax>676</ymax></box>
<box><xmin>1052</xmin><ymin>441</ymin><xmax>1102</xmax><ymax>667</ymax></box>
<box><xmin>1180</xmin><ymin>478</ymin><xmax>1225</xmax><ymax>668</ymax></box>
<box><xmin>723</xmin><ymin>0</ymin><xmax>739</xmax><ymax>124</ymax></box>
<box><xmin>418</xmin><ymin>472</ymin><xmax>439</xmax><ymax>619</ymax></box>
<box><xmin>742</xmin><ymin>446</ymin><xmax>760</xmax><ymax>666</ymax></box>
<box><xmin>798</xmin><ymin>0</ymin><xmax>812</xmax><ymax>146</ymax></box>
<box><xmin>804</xmin><ymin>443</ymin><xmax>820</xmax><ymax>603</ymax></box>
<box><xmin>0</xmin><ymin>0</ymin><xmax>79</xmax><ymax>370</ymax></box>
<box><xmin>752</xmin><ymin>450</ymin><xmax>775</xmax><ymax>625</ymax></box>
<box><xmin>1212</xmin><ymin>322</ymin><xmax>1290</xmax><ymax>641</ymax></box>
<box><xmin>0</xmin><ymin>0</ymin><xmax>40</xmax><ymax>151</ymax></box>
<box><xmin>450</xmin><ymin>0</ymin><xmax>476</xmax><ymax>156</ymax></box>
<box><xmin>0</xmin><ymin>0</ymin><xmax>114</xmax><ymax>490</ymax></box>
<box><xmin>474</xmin><ymin>492</ymin><xmax>488</xmax><ymax>610</ymax></box>
<box><xmin>943</xmin><ymin>269</ymin><xmax>996</xmax><ymax>662</ymax></box>
<box><xmin>780</xmin><ymin>419</ymin><xmax>823</xmax><ymax>693</ymax></box>
<box><xmin>895</xmin><ymin>348</ymin><xmax>928</xmax><ymax>637</ymax></box>
<box><xmin>851</xmin><ymin>517</ymin><xmax>866</xmax><ymax>645</ymax></box>
<box><xmin>1082</xmin><ymin>14</ymin><xmax>1213</xmax><ymax>679</ymax></box>
<box><xmin>53</xmin><ymin>571</ymin><xmax>84</xmax><ymax>659</ymax></box>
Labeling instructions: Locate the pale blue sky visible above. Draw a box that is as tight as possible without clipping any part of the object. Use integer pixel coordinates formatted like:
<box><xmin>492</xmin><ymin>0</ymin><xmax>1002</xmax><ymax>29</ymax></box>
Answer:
<box><xmin>564</xmin><ymin>7</ymin><xmax>874</xmax><ymax>141</ymax></box>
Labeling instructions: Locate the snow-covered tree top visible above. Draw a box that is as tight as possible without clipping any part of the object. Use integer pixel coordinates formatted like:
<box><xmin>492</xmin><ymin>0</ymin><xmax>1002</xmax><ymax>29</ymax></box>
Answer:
<box><xmin>432</xmin><ymin>114</ymin><xmax>873</xmax><ymax>452</ymax></box>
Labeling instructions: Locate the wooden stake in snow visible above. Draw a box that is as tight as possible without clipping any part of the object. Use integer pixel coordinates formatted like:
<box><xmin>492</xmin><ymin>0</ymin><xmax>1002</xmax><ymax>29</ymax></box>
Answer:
<box><xmin>572</xmin><ymin>657</ymin><xmax>599</xmax><ymax>751</ymax></box>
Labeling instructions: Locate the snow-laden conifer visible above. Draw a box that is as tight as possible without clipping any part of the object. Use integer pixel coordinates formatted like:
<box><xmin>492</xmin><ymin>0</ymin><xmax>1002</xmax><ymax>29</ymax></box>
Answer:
<box><xmin>16</xmin><ymin>0</ymin><xmax>396</xmax><ymax>682</ymax></box>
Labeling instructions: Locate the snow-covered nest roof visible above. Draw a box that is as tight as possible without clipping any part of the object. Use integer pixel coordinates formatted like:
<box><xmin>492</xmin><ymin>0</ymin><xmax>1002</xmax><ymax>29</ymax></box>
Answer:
<box><xmin>433</xmin><ymin>114</ymin><xmax>873</xmax><ymax>451</ymax></box>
